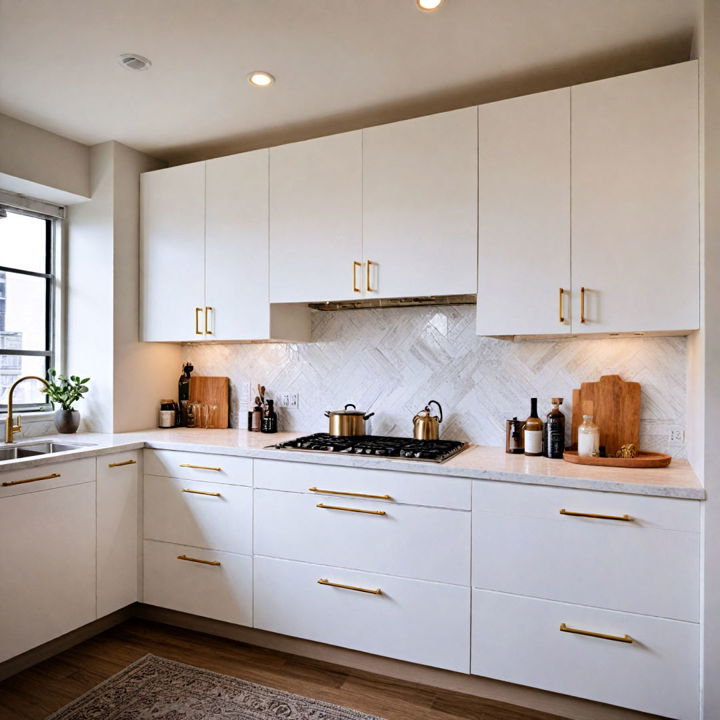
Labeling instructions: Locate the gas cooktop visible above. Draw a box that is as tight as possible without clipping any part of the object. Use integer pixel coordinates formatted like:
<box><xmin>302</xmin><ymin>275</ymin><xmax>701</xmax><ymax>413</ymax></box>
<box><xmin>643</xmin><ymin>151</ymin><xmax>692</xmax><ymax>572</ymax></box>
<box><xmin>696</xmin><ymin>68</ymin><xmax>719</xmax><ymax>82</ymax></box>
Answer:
<box><xmin>273</xmin><ymin>433</ymin><xmax>467</xmax><ymax>463</ymax></box>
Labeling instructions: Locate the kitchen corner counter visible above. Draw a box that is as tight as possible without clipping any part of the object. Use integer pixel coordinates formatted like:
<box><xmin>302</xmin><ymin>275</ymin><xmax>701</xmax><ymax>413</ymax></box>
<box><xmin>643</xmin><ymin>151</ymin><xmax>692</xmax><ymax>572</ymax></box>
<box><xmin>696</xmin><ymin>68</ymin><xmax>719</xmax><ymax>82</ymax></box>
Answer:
<box><xmin>0</xmin><ymin>428</ymin><xmax>704</xmax><ymax>500</ymax></box>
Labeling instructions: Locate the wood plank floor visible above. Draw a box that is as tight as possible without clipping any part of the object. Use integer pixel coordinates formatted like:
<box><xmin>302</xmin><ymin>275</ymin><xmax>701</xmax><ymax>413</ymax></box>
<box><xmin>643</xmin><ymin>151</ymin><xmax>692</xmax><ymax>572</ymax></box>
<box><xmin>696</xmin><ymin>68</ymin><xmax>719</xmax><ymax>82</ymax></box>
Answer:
<box><xmin>0</xmin><ymin>619</ymin><xmax>568</xmax><ymax>720</ymax></box>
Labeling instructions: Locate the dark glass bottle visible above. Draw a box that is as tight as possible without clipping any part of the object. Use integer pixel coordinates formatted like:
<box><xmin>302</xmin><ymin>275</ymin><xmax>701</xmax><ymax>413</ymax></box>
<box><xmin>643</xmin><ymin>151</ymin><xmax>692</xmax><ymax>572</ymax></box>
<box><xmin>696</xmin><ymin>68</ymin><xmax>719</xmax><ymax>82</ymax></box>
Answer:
<box><xmin>261</xmin><ymin>399</ymin><xmax>278</xmax><ymax>434</ymax></box>
<box><xmin>544</xmin><ymin>397</ymin><xmax>566</xmax><ymax>459</ymax></box>
<box><xmin>178</xmin><ymin>362</ymin><xmax>193</xmax><ymax>426</ymax></box>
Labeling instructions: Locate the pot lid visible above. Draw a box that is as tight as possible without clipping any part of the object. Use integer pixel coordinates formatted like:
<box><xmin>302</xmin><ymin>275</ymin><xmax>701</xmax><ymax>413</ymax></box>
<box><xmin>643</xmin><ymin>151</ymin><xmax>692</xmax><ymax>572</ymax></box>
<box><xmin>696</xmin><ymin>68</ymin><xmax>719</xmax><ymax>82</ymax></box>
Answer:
<box><xmin>327</xmin><ymin>403</ymin><xmax>368</xmax><ymax>416</ymax></box>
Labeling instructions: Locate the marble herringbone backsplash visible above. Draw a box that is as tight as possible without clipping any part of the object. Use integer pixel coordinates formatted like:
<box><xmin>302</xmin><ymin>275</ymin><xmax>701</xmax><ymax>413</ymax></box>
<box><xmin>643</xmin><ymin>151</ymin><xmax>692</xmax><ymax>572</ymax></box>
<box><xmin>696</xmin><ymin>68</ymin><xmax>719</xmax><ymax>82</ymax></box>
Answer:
<box><xmin>184</xmin><ymin>305</ymin><xmax>688</xmax><ymax>456</ymax></box>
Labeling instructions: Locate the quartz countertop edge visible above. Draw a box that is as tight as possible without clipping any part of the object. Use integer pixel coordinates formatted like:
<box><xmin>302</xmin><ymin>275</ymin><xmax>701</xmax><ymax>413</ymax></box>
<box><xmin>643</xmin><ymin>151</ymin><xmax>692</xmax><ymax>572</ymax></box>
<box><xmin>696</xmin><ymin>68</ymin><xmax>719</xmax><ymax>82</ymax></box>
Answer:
<box><xmin>0</xmin><ymin>429</ymin><xmax>704</xmax><ymax>500</ymax></box>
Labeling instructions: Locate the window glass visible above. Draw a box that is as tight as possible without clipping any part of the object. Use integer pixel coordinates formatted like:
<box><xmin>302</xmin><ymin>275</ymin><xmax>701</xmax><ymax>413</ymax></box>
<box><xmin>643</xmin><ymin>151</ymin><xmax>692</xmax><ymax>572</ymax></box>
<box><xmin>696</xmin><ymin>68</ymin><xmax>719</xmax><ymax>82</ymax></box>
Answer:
<box><xmin>0</xmin><ymin>212</ymin><xmax>46</xmax><ymax>273</ymax></box>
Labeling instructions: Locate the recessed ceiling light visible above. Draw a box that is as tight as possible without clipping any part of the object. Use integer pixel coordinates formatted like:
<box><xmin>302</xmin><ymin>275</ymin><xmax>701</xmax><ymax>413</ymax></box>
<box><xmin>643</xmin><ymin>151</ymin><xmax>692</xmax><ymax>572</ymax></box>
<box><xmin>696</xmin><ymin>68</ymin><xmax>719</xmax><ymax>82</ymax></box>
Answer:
<box><xmin>416</xmin><ymin>0</ymin><xmax>444</xmax><ymax>11</ymax></box>
<box><xmin>118</xmin><ymin>53</ymin><xmax>152</xmax><ymax>71</ymax></box>
<box><xmin>248</xmin><ymin>71</ymin><xmax>275</xmax><ymax>87</ymax></box>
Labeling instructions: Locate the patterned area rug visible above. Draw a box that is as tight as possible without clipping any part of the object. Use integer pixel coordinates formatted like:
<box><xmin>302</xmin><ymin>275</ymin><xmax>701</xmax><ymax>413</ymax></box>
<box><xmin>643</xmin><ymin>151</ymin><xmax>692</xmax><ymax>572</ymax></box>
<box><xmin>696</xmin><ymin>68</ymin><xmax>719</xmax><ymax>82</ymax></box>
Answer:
<box><xmin>47</xmin><ymin>654</ymin><xmax>385</xmax><ymax>719</ymax></box>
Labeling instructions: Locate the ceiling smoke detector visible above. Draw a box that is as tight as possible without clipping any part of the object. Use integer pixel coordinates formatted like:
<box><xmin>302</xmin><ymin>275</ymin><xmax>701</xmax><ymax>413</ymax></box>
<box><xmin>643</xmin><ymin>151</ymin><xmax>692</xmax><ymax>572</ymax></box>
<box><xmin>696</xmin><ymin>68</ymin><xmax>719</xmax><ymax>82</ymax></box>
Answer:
<box><xmin>118</xmin><ymin>53</ymin><xmax>152</xmax><ymax>71</ymax></box>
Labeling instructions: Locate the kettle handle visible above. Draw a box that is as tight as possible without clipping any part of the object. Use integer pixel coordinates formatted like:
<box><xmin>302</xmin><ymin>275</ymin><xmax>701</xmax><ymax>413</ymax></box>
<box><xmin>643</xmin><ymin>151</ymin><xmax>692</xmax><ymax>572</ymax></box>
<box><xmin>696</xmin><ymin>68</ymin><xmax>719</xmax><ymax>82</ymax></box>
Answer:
<box><xmin>428</xmin><ymin>400</ymin><xmax>443</xmax><ymax>423</ymax></box>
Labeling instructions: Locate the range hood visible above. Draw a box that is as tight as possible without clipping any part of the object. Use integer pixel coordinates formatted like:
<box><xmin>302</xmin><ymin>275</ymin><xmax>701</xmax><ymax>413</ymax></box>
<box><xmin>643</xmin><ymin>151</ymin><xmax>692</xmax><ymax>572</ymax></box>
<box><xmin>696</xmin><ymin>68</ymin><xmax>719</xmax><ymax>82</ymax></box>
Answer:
<box><xmin>308</xmin><ymin>294</ymin><xmax>476</xmax><ymax>311</ymax></box>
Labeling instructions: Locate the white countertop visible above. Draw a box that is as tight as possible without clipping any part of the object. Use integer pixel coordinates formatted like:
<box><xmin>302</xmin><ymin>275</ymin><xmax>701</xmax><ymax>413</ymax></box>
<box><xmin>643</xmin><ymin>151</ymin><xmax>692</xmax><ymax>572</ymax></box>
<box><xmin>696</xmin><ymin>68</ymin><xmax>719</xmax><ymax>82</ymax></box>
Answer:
<box><xmin>0</xmin><ymin>428</ymin><xmax>705</xmax><ymax>500</ymax></box>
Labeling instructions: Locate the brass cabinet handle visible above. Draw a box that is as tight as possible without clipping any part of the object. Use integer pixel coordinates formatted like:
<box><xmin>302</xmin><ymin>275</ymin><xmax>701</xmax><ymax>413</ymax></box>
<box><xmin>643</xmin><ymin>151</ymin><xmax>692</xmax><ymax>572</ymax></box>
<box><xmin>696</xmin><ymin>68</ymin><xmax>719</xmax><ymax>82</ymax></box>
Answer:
<box><xmin>352</xmin><ymin>261</ymin><xmax>361</xmax><ymax>293</ymax></box>
<box><xmin>580</xmin><ymin>287</ymin><xmax>586</xmax><ymax>323</ymax></box>
<box><xmin>195</xmin><ymin>307</ymin><xmax>203</xmax><ymax>335</ymax></box>
<box><xmin>2</xmin><ymin>472</ymin><xmax>61</xmax><ymax>487</ymax></box>
<box><xmin>318</xmin><ymin>578</ymin><xmax>382</xmax><ymax>595</ymax></box>
<box><xmin>366</xmin><ymin>260</ymin><xmax>376</xmax><ymax>292</ymax></box>
<box><xmin>558</xmin><ymin>288</ymin><xmax>565</xmax><ymax>323</ymax></box>
<box><xmin>179</xmin><ymin>463</ymin><xmax>222</xmax><ymax>472</ymax></box>
<box><xmin>177</xmin><ymin>554</ymin><xmax>221</xmax><ymax>567</ymax></box>
<box><xmin>316</xmin><ymin>502</ymin><xmax>386</xmax><ymax>516</ymax></box>
<box><xmin>560</xmin><ymin>622</ymin><xmax>633</xmax><ymax>644</ymax></box>
<box><xmin>560</xmin><ymin>508</ymin><xmax>634</xmax><ymax>522</ymax></box>
<box><xmin>309</xmin><ymin>486</ymin><xmax>392</xmax><ymax>501</ymax></box>
<box><xmin>204</xmin><ymin>306</ymin><xmax>213</xmax><ymax>335</ymax></box>
<box><xmin>182</xmin><ymin>488</ymin><xmax>222</xmax><ymax>497</ymax></box>
<box><xmin>108</xmin><ymin>459</ymin><xmax>137</xmax><ymax>468</ymax></box>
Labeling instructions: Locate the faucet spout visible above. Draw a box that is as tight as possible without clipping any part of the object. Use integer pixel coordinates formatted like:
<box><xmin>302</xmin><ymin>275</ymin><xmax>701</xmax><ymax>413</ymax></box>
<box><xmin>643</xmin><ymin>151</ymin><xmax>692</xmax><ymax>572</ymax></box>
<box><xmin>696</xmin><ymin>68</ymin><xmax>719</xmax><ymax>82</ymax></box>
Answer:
<box><xmin>5</xmin><ymin>375</ymin><xmax>50</xmax><ymax>443</ymax></box>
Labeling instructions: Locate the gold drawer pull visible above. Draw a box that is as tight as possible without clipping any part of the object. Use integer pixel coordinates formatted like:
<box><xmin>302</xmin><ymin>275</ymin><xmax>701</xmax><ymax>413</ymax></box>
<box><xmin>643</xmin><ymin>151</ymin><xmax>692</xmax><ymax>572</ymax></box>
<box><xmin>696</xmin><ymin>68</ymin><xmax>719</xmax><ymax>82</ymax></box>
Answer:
<box><xmin>316</xmin><ymin>503</ymin><xmax>386</xmax><ymax>516</ymax></box>
<box><xmin>352</xmin><ymin>261</ymin><xmax>362</xmax><ymax>293</ymax></box>
<box><xmin>560</xmin><ymin>622</ymin><xmax>633</xmax><ymax>644</ymax></box>
<box><xmin>177</xmin><ymin>554</ymin><xmax>221</xmax><ymax>567</ymax></box>
<box><xmin>179</xmin><ymin>463</ymin><xmax>222</xmax><ymax>472</ymax></box>
<box><xmin>560</xmin><ymin>509</ymin><xmax>634</xmax><ymax>522</ymax></box>
<box><xmin>318</xmin><ymin>578</ymin><xmax>382</xmax><ymax>595</ymax></box>
<box><xmin>204</xmin><ymin>306</ymin><xmax>213</xmax><ymax>335</ymax></box>
<box><xmin>182</xmin><ymin>488</ymin><xmax>222</xmax><ymax>497</ymax></box>
<box><xmin>580</xmin><ymin>287</ymin><xmax>586</xmax><ymax>323</ymax></box>
<box><xmin>558</xmin><ymin>288</ymin><xmax>565</xmax><ymax>323</ymax></box>
<box><xmin>195</xmin><ymin>307</ymin><xmax>203</xmax><ymax>335</ymax></box>
<box><xmin>366</xmin><ymin>260</ymin><xmax>376</xmax><ymax>292</ymax></box>
<box><xmin>309</xmin><ymin>487</ymin><xmax>392</xmax><ymax>501</ymax></box>
<box><xmin>2</xmin><ymin>472</ymin><xmax>61</xmax><ymax>487</ymax></box>
<box><xmin>108</xmin><ymin>459</ymin><xmax>137</xmax><ymax>468</ymax></box>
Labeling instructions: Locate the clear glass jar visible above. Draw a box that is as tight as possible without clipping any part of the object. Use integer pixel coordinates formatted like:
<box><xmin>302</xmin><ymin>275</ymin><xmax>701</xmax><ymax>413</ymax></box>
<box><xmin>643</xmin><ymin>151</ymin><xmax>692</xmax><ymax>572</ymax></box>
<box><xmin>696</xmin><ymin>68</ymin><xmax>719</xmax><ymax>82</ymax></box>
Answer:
<box><xmin>577</xmin><ymin>414</ymin><xmax>600</xmax><ymax>457</ymax></box>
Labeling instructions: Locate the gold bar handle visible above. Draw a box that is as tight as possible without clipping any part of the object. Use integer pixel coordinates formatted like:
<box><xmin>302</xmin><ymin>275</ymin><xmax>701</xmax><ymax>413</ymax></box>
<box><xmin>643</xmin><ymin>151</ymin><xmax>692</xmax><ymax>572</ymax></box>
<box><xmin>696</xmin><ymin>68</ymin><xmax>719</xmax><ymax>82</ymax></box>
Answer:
<box><xmin>580</xmin><ymin>287</ymin><xmax>586</xmax><ymax>324</ymax></box>
<box><xmin>318</xmin><ymin>578</ymin><xmax>382</xmax><ymax>595</ymax></box>
<box><xmin>560</xmin><ymin>508</ymin><xmax>634</xmax><ymax>522</ymax></box>
<box><xmin>366</xmin><ymin>260</ymin><xmax>376</xmax><ymax>292</ymax></box>
<box><xmin>205</xmin><ymin>306</ymin><xmax>213</xmax><ymax>335</ymax></box>
<box><xmin>195</xmin><ymin>307</ymin><xmax>203</xmax><ymax>335</ymax></box>
<box><xmin>558</xmin><ymin>288</ymin><xmax>565</xmax><ymax>323</ymax></box>
<box><xmin>177</xmin><ymin>554</ymin><xmax>221</xmax><ymax>567</ymax></box>
<box><xmin>179</xmin><ymin>463</ymin><xmax>222</xmax><ymax>472</ymax></box>
<box><xmin>309</xmin><ymin>486</ymin><xmax>392</xmax><ymax>501</ymax></box>
<box><xmin>560</xmin><ymin>622</ymin><xmax>633</xmax><ymax>644</ymax></box>
<box><xmin>182</xmin><ymin>488</ymin><xmax>222</xmax><ymax>497</ymax></box>
<box><xmin>316</xmin><ymin>503</ymin><xmax>386</xmax><ymax>516</ymax></box>
<box><xmin>2</xmin><ymin>472</ymin><xmax>61</xmax><ymax>487</ymax></box>
<box><xmin>108</xmin><ymin>459</ymin><xmax>137</xmax><ymax>468</ymax></box>
<box><xmin>352</xmin><ymin>261</ymin><xmax>361</xmax><ymax>293</ymax></box>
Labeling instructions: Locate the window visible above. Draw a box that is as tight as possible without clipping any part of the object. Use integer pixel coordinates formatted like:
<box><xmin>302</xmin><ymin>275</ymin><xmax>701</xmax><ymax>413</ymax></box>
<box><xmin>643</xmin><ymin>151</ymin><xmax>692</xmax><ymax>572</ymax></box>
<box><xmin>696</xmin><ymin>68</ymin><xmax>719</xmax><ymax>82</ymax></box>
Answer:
<box><xmin>0</xmin><ymin>208</ymin><xmax>57</xmax><ymax>411</ymax></box>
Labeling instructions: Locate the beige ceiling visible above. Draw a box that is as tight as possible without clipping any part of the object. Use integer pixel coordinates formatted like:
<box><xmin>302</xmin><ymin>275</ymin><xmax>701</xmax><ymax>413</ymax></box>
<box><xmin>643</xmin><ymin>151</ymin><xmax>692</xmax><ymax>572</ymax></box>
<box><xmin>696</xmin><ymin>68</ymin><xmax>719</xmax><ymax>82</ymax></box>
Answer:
<box><xmin>0</xmin><ymin>0</ymin><xmax>697</xmax><ymax>164</ymax></box>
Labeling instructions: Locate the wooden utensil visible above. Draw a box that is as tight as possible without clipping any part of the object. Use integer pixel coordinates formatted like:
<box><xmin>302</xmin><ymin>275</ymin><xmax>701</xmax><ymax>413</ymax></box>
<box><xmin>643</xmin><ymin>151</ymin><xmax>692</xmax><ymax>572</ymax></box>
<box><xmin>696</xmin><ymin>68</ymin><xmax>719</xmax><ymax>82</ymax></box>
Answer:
<box><xmin>571</xmin><ymin>375</ymin><xmax>640</xmax><ymax>457</ymax></box>
<box><xmin>563</xmin><ymin>450</ymin><xmax>671</xmax><ymax>468</ymax></box>
<box><xmin>189</xmin><ymin>376</ymin><xmax>229</xmax><ymax>429</ymax></box>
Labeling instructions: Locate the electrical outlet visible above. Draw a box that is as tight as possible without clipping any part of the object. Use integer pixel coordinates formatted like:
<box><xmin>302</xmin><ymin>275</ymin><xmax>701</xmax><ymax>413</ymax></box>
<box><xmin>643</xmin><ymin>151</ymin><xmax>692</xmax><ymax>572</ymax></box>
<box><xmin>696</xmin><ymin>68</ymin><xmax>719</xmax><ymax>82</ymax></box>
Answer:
<box><xmin>669</xmin><ymin>428</ymin><xmax>685</xmax><ymax>444</ymax></box>
<box><xmin>275</xmin><ymin>393</ymin><xmax>290</xmax><ymax>408</ymax></box>
<box><xmin>288</xmin><ymin>393</ymin><xmax>299</xmax><ymax>409</ymax></box>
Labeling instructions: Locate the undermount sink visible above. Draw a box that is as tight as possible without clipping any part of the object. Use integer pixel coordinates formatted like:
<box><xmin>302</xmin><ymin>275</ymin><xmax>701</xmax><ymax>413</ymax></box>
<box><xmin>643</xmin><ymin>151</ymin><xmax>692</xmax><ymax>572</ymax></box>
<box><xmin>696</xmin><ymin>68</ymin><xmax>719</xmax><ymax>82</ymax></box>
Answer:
<box><xmin>0</xmin><ymin>441</ymin><xmax>93</xmax><ymax>461</ymax></box>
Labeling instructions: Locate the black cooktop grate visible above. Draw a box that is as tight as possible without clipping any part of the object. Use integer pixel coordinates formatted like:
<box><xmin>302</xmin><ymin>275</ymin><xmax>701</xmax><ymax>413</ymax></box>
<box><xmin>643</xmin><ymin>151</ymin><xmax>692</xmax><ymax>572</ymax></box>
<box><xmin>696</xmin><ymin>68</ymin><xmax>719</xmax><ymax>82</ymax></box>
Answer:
<box><xmin>273</xmin><ymin>433</ymin><xmax>467</xmax><ymax>463</ymax></box>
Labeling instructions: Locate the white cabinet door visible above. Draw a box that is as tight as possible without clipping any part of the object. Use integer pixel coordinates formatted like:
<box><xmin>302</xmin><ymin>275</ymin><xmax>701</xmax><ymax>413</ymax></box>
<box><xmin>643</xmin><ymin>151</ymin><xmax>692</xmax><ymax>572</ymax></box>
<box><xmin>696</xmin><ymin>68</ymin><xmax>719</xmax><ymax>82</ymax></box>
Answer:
<box><xmin>97</xmin><ymin>452</ymin><xmax>139</xmax><ymax>617</ymax></box>
<box><xmin>362</xmin><ymin>108</ymin><xmax>477</xmax><ymax>299</ymax></box>
<box><xmin>206</xmin><ymin>150</ymin><xmax>271</xmax><ymax>340</ymax></box>
<box><xmin>269</xmin><ymin>131</ymin><xmax>363</xmax><ymax>303</ymax></box>
<box><xmin>571</xmin><ymin>61</ymin><xmax>699</xmax><ymax>334</ymax></box>
<box><xmin>477</xmin><ymin>89</ymin><xmax>571</xmax><ymax>336</ymax></box>
<box><xmin>141</xmin><ymin>162</ymin><xmax>206</xmax><ymax>341</ymax></box>
<box><xmin>0</xmin><ymin>480</ymin><xmax>96</xmax><ymax>662</ymax></box>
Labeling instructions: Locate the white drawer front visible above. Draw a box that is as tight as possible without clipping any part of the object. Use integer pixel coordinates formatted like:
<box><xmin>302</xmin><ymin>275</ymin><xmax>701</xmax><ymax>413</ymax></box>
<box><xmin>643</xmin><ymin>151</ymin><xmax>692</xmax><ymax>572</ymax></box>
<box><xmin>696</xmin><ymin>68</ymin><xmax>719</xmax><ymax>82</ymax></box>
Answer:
<box><xmin>0</xmin><ymin>457</ymin><xmax>94</xmax><ymax>498</ymax></box>
<box><xmin>473</xmin><ymin>483</ymin><xmax>700</xmax><ymax>621</ymax></box>
<box><xmin>254</xmin><ymin>556</ymin><xmax>470</xmax><ymax>673</ymax></box>
<box><xmin>472</xmin><ymin>590</ymin><xmax>699</xmax><ymax>720</ymax></box>
<box><xmin>144</xmin><ymin>449</ymin><xmax>252</xmax><ymax>486</ymax></box>
<box><xmin>143</xmin><ymin>540</ymin><xmax>252</xmax><ymax>627</ymax></box>
<box><xmin>254</xmin><ymin>459</ymin><xmax>471</xmax><ymax>510</ymax></box>
<box><xmin>144</xmin><ymin>475</ymin><xmax>252</xmax><ymax>554</ymax></box>
<box><xmin>255</xmin><ymin>488</ymin><xmax>470</xmax><ymax>585</ymax></box>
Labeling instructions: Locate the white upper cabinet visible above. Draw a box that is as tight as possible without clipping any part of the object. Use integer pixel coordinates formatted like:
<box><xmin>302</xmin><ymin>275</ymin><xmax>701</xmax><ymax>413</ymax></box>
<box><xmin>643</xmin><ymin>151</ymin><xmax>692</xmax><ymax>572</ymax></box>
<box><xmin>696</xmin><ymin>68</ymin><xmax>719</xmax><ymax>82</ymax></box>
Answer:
<box><xmin>269</xmin><ymin>131</ymin><xmax>363</xmax><ymax>303</ymax></box>
<box><xmin>362</xmin><ymin>108</ymin><xmax>478</xmax><ymax>299</ymax></box>
<box><xmin>477</xmin><ymin>89</ymin><xmax>571</xmax><ymax>336</ymax></box>
<box><xmin>571</xmin><ymin>61</ymin><xmax>699</xmax><ymax>334</ymax></box>
<box><xmin>141</xmin><ymin>162</ymin><xmax>205</xmax><ymax>342</ymax></box>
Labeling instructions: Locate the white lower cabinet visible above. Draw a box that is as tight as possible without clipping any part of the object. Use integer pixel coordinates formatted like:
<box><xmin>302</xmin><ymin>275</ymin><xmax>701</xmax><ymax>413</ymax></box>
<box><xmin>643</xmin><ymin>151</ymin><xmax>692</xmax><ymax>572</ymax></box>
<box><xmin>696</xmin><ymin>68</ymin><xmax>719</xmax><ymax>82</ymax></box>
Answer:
<box><xmin>143</xmin><ymin>540</ymin><xmax>252</xmax><ymax>627</ymax></box>
<box><xmin>254</xmin><ymin>556</ymin><xmax>470</xmax><ymax>673</ymax></box>
<box><xmin>471</xmin><ymin>590</ymin><xmax>699</xmax><ymax>720</ymax></box>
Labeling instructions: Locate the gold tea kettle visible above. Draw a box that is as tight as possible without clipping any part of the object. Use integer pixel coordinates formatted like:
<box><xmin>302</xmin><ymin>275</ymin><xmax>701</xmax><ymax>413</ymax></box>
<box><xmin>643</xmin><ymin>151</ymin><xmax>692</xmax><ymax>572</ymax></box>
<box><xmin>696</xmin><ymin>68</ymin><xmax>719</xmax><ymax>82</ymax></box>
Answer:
<box><xmin>413</xmin><ymin>400</ymin><xmax>443</xmax><ymax>440</ymax></box>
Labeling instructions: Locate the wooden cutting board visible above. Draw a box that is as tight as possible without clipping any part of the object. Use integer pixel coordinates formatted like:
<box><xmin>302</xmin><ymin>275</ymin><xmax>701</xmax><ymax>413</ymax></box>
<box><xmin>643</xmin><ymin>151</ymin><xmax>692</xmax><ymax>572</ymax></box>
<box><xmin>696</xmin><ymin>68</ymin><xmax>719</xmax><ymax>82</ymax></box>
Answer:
<box><xmin>188</xmin><ymin>376</ymin><xmax>229</xmax><ymax>429</ymax></box>
<box><xmin>571</xmin><ymin>375</ymin><xmax>640</xmax><ymax>457</ymax></box>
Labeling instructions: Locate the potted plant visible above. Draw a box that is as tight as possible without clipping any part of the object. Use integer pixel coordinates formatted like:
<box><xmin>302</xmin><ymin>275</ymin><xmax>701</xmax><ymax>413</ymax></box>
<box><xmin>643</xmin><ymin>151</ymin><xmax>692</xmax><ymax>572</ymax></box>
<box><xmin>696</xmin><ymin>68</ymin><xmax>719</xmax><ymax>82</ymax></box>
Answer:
<box><xmin>46</xmin><ymin>369</ymin><xmax>90</xmax><ymax>434</ymax></box>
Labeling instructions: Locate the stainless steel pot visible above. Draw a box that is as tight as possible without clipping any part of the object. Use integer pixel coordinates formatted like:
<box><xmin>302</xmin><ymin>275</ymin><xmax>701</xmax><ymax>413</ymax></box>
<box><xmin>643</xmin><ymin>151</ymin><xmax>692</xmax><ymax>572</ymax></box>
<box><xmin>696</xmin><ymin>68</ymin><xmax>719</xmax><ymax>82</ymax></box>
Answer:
<box><xmin>324</xmin><ymin>403</ymin><xmax>375</xmax><ymax>436</ymax></box>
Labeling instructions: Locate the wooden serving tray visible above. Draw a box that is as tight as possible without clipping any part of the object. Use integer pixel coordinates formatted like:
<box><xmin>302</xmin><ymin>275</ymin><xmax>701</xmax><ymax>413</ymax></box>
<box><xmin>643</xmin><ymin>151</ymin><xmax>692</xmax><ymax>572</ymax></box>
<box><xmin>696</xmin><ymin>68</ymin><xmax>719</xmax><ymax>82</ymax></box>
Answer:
<box><xmin>563</xmin><ymin>450</ymin><xmax>672</xmax><ymax>468</ymax></box>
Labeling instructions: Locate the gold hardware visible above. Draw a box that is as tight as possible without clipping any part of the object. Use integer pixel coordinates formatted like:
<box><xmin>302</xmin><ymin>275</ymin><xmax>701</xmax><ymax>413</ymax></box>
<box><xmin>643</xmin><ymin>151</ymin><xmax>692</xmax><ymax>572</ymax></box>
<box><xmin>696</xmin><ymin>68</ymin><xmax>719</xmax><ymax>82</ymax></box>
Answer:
<box><xmin>316</xmin><ymin>503</ymin><xmax>386</xmax><ymax>516</ymax></box>
<box><xmin>195</xmin><ymin>307</ymin><xmax>203</xmax><ymax>335</ymax></box>
<box><xmin>108</xmin><ymin>459</ymin><xmax>137</xmax><ymax>468</ymax></box>
<box><xmin>318</xmin><ymin>578</ymin><xmax>382</xmax><ymax>595</ymax></box>
<box><xmin>560</xmin><ymin>622</ymin><xmax>633</xmax><ymax>644</ymax></box>
<box><xmin>177</xmin><ymin>554</ymin><xmax>221</xmax><ymax>567</ymax></box>
<box><xmin>560</xmin><ymin>508</ymin><xmax>634</xmax><ymax>522</ymax></box>
<box><xmin>182</xmin><ymin>488</ymin><xmax>222</xmax><ymax>497</ymax></box>
<box><xmin>179</xmin><ymin>463</ymin><xmax>222</xmax><ymax>471</ymax></box>
<box><xmin>205</xmin><ymin>306</ymin><xmax>213</xmax><ymax>335</ymax></box>
<box><xmin>5</xmin><ymin>376</ymin><xmax>49</xmax><ymax>443</ymax></box>
<box><xmin>580</xmin><ymin>287</ymin><xmax>586</xmax><ymax>324</ymax></box>
<box><xmin>366</xmin><ymin>260</ymin><xmax>376</xmax><ymax>292</ymax></box>
<box><xmin>2</xmin><ymin>472</ymin><xmax>61</xmax><ymax>487</ymax></box>
<box><xmin>558</xmin><ymin>288</ymin><xmax>565</xmax><ymax>323</ymax></box>
<box><xmin>309</xmin><ymin>487</ymin><xmax>392</xmax><ymax>500</ymax></box>
<box><xmin>352</xmin><ymin>261</ymin><xmax>361</xmax><ymax>293</ymax></box>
